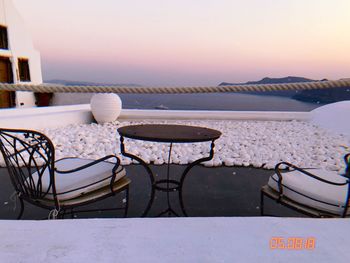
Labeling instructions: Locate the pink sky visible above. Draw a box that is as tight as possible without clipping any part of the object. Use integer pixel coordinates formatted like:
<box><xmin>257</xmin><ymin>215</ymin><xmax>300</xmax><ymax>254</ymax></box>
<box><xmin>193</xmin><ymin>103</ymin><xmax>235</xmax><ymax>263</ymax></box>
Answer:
<box><xmin>13</xmin><ymin>0</ymin><xmax>350</xmax><ymax>86</ymax></box>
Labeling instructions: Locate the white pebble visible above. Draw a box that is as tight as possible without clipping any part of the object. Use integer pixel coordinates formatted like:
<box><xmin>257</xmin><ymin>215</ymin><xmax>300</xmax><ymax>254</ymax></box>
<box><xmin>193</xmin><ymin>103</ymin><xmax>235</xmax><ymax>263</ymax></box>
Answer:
<box><xmin>22</xmin><ymin>120</ymin><xmax>348</xmax><ymax>177</ymax></box>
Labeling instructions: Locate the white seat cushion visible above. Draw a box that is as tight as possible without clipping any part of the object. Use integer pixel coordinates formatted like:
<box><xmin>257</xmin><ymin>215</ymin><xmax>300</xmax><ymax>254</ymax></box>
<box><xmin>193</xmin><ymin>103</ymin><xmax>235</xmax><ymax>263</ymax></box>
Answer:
<box><xmin>31</xmin><ymin>158</ymin><xmax>126</xmax><ymax>201</ymax></box>
<box><xmin>268</xmin><ymin>169</ymin><xmax>349</xmax><ymax>215</ymax></box>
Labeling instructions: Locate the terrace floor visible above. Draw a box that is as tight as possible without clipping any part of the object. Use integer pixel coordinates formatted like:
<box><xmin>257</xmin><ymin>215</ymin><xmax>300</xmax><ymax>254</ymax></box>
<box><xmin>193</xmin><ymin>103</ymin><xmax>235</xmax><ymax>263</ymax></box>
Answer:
<box><xmin>0</xmin><ymin>165</ymin><xmax>303</xmax><ymax>219</ymax></box>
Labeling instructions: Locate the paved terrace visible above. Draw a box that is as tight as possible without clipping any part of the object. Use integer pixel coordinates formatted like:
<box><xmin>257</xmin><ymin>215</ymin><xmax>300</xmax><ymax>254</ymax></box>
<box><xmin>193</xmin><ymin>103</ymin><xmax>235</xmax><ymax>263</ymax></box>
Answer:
<box><xmin>0</xmin><ymin>165</ymin><xmax>300</xmax><ymax>219</ymax></box>
<box><xmin>1</xmin><ymin>163</ymin><xmax>350</xmax><ymax>262</ymax></box>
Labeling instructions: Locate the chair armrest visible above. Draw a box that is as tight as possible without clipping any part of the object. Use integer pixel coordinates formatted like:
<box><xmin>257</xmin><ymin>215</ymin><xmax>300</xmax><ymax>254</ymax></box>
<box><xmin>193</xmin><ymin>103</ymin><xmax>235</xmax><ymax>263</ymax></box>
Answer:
<box><xmin>344</xmin><ymin>153</ymin><xmax>350</xmax><ymax>178</ymax></box>
<box><xmin>55</xmin><ymin>155</ymin><xmax>123</xmax><ymax>194</ymax></box>
<box><xmin>345</xmin><ymin>153</ymin><xmax>350</xmax><ymax>161</ymax></box>
<box><xmin>274</xmin><ymin>162</ymin><xmax>349</xmax><ymax>197</ymax></box>
<box><xmin>55</xmin><ymin>155</ymin><xmax>120</xmax><ymax>174</ymax></box>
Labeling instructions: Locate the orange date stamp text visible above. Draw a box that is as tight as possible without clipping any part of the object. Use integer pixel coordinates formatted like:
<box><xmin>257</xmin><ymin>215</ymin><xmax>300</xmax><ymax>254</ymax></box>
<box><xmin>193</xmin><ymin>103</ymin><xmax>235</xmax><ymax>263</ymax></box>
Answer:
<box><xmin>270</xmin><ymin>237</ymin><xmax>316</xmax><ymax>250</ymax></box>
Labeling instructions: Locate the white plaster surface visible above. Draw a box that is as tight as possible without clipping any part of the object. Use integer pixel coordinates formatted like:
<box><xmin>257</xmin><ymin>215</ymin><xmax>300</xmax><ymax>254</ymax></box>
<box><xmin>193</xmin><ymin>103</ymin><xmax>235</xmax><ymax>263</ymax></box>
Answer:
<box><xmin>311</xmin><ymin>101</ymin><xmax>350</xmax><ymax>137</ymax></box>
<box><xmin>0</xmin><ymin>104</ymin><xmax>310</xmax><ymax>129</ymax></box>
<box><xmin>0</xmin><ymin>105</ymin><xmax>93</xmax><ymax>129</ymax></box>
<box><xmin>0</xmin><ymin>217</ymin><xmax>349</xmax><ymax>263</ymax></box>
<box><xmin>0</xmin><ymin>0</ymin><xmax>43</xmax><ymax>107</ymax></box>
<box><xmin>40</xmin><ymin>120</ymin><xmax>350</xmax><ymax>172</ymax></box>
<box><xmin>119</xmin><ymin>109</ymin><xmax>310</xmax><ymax>121</ymax></box>
<box><xmin>0</xmin><ymin>0</ymin><xmax>42</xmax><ymax>84</ymax></box>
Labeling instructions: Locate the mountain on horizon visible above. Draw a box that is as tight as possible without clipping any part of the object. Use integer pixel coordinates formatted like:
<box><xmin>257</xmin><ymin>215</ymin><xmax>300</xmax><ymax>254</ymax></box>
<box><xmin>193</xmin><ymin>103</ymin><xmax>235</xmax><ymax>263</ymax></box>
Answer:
<box><xmin>219</xmin><ymin>76</ymin><xmax>350</xmax><ymax>104</ymax></box>
<box><xmin>219</xmin><ymin>76</ymin><xmax>315</xmax><ymax>98</ymax></box>
<box><xmin>219</xmin><ymin>76</ymin><xmax>315</xmax><ymax>86</ymax></box>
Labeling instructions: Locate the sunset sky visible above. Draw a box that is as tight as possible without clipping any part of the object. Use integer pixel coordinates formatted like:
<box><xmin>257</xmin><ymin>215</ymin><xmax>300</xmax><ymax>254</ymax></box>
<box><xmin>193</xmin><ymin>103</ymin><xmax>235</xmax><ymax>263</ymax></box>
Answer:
<box><xmin>13</xmin><ymin>0</ymin><xmax>350</xmax><ymax>86</ymax></box>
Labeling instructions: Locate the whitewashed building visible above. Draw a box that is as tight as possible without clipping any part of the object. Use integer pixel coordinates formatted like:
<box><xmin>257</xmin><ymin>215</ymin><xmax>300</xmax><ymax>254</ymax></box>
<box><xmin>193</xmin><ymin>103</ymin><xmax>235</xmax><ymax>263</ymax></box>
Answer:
<box><xmin>0</xmin><ymin>0</ymin><xmax>42</xmax><ymax>108</ymax></box>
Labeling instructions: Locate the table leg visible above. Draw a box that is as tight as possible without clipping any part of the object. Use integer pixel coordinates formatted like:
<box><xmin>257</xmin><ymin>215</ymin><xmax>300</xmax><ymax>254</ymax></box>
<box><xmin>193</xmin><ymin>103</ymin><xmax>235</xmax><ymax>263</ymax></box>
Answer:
<box><xmin>155</xmin><ymin>143</ymin><xmax>180</xmax><ymax>217</ymax></box>
<box><xmin>119</xmin><ymin>136</ymin><xmax>155</xmax><ymax>217</ymax></box>
<box><xmin>179</xmin><ymin>140</ymin><xmax>216</xmax><ymax>216</ymax></box>
<box><xmin>166</xmin><ymin>143</ymin><xmax>173</xmax><ymax>216</ymax></box>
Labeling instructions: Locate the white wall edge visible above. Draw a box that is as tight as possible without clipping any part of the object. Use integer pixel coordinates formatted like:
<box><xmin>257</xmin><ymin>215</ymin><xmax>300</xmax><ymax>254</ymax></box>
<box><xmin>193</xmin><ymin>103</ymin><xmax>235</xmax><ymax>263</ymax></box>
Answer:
<box><xmin>0</xmin><ymin>104</ymin><xmax>91</xmax><ymax>117</ymax></box>
<box><xmin>0</xmin><ymin>104</ymin><xmax>311</xmax><ymax>130</ymax></box>
<box><xmin>120</xmin><ymin>109</ymin><xmax>311</xmax><ymax>121</ymax></box>
<box><xmin>0</xmin><ymin>104</ymin><xmax>93</xmax><ymax>129</ymax></box>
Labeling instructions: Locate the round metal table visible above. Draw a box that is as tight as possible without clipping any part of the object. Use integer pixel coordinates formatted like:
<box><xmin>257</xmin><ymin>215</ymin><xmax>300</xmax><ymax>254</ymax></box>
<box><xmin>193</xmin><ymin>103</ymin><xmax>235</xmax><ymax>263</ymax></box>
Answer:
<box><xmin>118</xmin><ymin>124</ymin><xmax>221</xmax><ymax>217</ymax></box>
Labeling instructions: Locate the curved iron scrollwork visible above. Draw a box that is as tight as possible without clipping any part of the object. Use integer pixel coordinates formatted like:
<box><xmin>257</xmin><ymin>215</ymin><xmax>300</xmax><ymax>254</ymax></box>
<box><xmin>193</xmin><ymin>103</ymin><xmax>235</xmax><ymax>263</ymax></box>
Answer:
<box><xmin>0</xmin><ymin>129</ymin><xmax>130</xmax><ymax>220</ymax></box>
<box><xmin>120</xmin><ymin>136</ymin><xmax>217</xmax><ymax>217</ymax></box>
<box><xmin>0</xmin><ymin>129</ymin><xmax>58</xmax><ymax>214</ymax></box>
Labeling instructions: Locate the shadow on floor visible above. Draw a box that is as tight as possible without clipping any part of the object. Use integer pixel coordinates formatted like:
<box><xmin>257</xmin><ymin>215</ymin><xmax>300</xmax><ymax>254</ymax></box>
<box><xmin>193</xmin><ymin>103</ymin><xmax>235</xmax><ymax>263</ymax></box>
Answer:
<box><xmin>0</xmin><ymin>165</ymin><xmax>304</xmax><ymax>219</ymax></box>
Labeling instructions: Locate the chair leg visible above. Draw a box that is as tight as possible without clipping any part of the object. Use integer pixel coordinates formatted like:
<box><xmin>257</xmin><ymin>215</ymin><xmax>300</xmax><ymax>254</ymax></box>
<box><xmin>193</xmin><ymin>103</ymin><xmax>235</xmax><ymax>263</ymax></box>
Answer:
<box><xmin>58</xmin><ymin>209</ymin><xmax>65</xmax><ymax>219</ymax></box>
<box><xmin>17</xmin><ymin>197</ymin><xmax>24</xmax><ymax>220</ymax></box>
<box><xmin>70</xmin><ymin>208</ymin><xmax>75</xmax><ymax>219</ymax></box>
<box><xmin>260</xmin><ymin>191</ymin><xmax>265</xmax><ymax>216</ymax></box>
<box><xmin>123</xmin><ymin>187</ymin><xmax>129</xmax><ymax>218</ymax></box>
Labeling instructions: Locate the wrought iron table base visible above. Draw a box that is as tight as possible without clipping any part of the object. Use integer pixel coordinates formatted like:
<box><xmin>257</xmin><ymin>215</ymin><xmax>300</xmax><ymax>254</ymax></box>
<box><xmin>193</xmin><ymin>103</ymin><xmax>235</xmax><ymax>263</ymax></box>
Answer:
<box><xmin>120</xmin><ymin>136</ymin><xmax>216</xmax><ymax>217</ymax></box>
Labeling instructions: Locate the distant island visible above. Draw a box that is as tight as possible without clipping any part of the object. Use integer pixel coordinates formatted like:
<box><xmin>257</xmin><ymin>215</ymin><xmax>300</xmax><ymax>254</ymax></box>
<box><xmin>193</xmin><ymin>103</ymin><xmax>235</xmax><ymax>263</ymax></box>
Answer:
<box><xmin>220</xmin><ymin>76</ymin><xmax>350</xmax><ymax>104</ymax></box>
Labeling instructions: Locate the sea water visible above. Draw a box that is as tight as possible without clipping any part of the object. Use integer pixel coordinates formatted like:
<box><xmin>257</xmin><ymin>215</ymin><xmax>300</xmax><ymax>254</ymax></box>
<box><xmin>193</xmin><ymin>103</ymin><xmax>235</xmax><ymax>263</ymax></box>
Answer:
<box><xmin>51</xmin><ymin>92</ymin><xmax>319</xmax><ymax>111</ymax></box>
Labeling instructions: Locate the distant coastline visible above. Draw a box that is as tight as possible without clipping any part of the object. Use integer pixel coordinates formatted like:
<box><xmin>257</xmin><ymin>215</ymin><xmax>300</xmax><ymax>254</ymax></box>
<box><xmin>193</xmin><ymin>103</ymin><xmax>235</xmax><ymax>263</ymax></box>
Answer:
<box><xmin>45</xmin><ymin>76</ymin><xmax>350</xmax><ymax>111</ymax></box>
<box><xmin>220</xmin><ymin>76</ymin><xmax>350</xmax><ymax>104</ymax></box>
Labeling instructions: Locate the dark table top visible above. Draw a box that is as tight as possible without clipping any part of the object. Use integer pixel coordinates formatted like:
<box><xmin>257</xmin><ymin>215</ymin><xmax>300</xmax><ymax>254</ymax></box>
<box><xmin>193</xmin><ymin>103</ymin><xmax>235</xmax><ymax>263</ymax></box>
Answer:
<box><xmin>118</xmin><ymin>124</ymin><xmax>221</xmax><ymax>143</ymax></box>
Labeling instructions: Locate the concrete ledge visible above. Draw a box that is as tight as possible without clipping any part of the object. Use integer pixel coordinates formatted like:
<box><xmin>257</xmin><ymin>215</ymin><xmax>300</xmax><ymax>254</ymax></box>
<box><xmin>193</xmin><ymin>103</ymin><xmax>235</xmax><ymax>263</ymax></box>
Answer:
<box><xmin>0</xmin><ymin>105</ymin><xmax>93</xmax><ymax>129</ymax></box>
<box><xmin>120</xmin><ymin>109</ymin><xmax>310</xmax><ymax>121</ymax></box>
<box><xmin>0</xmin><ymin>104</ymin><xmax>311</xmax><ymax>129</ymax></box>
<box><xmin>0</xmin><ymin>217</ymin><xmax>348</xmax><ymax>262</ymax></box>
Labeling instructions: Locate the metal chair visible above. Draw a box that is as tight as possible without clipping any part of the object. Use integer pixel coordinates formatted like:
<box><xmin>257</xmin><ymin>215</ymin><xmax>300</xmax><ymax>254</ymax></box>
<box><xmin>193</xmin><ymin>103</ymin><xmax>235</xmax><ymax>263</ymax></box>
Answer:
<box><xmin>261</xmin><ymin>153</ymin><xmax>350</xmax><ymax>218</ymax></box>
<box><xmin>0</xmin><ymin>128</ymin><xmax>130</xmax><ymax>219</ymax></box>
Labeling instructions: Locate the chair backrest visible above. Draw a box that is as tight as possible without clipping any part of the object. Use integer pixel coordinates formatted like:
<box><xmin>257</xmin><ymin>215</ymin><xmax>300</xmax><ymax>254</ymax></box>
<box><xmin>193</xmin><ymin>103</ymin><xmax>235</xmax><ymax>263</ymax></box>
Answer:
<box><xmin>0</xmin><ymin>129</ymin><xmax>57</xmax><ymax>202</ymax></box>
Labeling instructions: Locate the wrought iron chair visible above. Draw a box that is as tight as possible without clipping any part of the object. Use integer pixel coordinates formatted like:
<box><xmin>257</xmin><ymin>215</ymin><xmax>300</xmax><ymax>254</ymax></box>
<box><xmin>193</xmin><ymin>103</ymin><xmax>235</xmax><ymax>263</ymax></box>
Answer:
<box><xmin>261</xmin><ymin>153</ymin><xmax>350</xmax><ymax>218</ymax></box>
<box><xmin>0</xmin><ymin>128</ymin><xmax>130</xmax><ymax>219</ymax></box>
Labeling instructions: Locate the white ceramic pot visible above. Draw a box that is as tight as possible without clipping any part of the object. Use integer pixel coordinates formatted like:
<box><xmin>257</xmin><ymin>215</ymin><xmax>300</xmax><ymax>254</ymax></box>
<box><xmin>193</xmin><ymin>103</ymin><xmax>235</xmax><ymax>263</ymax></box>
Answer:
<box><xmin>90</xmin><ymin>93</ymin><xmax>122</xmax><ymax>124</ymax></box>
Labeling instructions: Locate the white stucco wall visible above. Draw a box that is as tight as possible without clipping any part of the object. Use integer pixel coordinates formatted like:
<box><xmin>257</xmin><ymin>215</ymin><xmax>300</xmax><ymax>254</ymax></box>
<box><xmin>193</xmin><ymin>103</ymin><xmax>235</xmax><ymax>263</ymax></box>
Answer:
<box><xmin>1</xmin><ymin>102</ymin><xmax>348</xmax><ymax>135</ymax></box>
<box><xmin>0</xmin><ymin>104</ymin><xmax>311</xmax><ymax>130</ymax></box>
<box><xmin>0</xmin><ymin>0</ymin><xmax>42</xmax><ymax>107</ymax></box>
<box><xmin>0</xmin><ymin>0</ymin><xmax>5</xmax><ymax>24</ymax></box>
<box><xmin>311</xmin><ymin>100</ymin><xmax>350</xmax><ymax>137</ymax></box>
<box><xmin>0</xmin><ymin>105</ymin><xmax>94</xmax><ymax>129</ymax></box>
